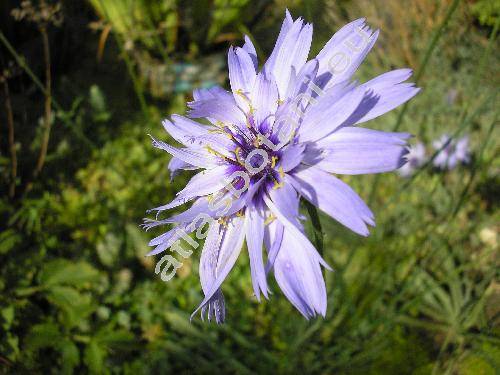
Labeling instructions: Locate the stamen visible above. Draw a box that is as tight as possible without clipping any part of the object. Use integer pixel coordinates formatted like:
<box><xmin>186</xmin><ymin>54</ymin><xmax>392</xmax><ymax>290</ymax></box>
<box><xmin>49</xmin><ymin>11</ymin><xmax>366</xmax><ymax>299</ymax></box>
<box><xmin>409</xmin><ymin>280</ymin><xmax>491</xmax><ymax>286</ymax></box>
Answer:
<box><xmin>218</xmin><ymin>217</ymin><xmax>228</xmax><ymax>227</ymax></box>
<box><xmin>273</xmin><ymin>180</ymin><xmax>284</xmax><ymax>190</ymax></box>
<box><xmin>233</xmin><ymin>147</ymin><xmax>245</xmax><ymax>165</ymax></box>
<box><xmin>236</xmin><ymin>89</ymin><xmax>255</xmax><ymax>114</ymax></box>
<box><xmin>204</xmin><ymin>145</ymin><xmax>225</xmax><ymax>158</ymax></box>
<box><xmin>204</xmin><ymin>145</ymin><xmax>238</xmax><ymax>165</ymax></box>
<box><xmin>269</xmin><ymin>173</ymin><xmax>283</xmax><ymax>190</ymax></box>
<box><xmin>271</xmin><ymin>156</ymin><xmax>278</xmax><ymax>168</ymax></box>
<box><xmin>264</xmin><ymin>213</ymin><xmax>276</xmax><ymax>225</ymax></box>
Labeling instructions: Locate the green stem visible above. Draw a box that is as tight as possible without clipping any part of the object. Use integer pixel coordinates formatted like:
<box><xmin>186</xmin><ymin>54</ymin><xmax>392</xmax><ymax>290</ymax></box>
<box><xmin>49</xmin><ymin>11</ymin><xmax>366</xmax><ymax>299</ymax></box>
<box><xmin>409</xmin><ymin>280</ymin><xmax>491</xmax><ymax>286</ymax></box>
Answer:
<box><xmin>2</xmin><ymin>79</ymin><xmax>17</xmax><ymax>198</ymax></box>
<box><xmin>304</xmin><ymin>200</ymin><xmax>324</xmax><ymax>256</ymax></box>
<box><xmin>34</xmin><ymin>27</ymin><xmax>52</xmax><ymax>178</ymax></box>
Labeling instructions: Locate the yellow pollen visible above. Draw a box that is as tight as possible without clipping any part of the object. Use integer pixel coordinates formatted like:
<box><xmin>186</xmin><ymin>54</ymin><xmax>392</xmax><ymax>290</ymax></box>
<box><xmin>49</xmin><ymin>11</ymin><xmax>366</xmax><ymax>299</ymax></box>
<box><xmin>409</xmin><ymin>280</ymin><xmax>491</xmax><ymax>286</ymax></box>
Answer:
<box><xmin>204</xmin><ymin>145</ymin><xmax>224</xmax><ymax>157</ymax></box>
<box><xmin>273</xmin><ymin>180</ymin><xmax>284</xmax><ymax>190</ymax></box>
<box><xmin>236</xmin><ymin>89</ymin><xmax>255</xmax><ymax>114</ymax></box>
<box><xmin>278</xmin><ymin>166</ymin><xmax>285</xmax><ymax>178</ymax></box>
<box><xmin>264</xmin><ymin>214</ymin><xmax>277</xmax><ymax>225</ymax></box>
<box><xmin>218</xmin><ymin>217</ymin><xmax>228</xmax><ymax>227</ymax></box>
<box><xmin>234</xmin><ymin>147</ymin><xmax>245</xmax><ymax>165</ymax></box>
<box><xmin>271</xmin><ymin>156</ymin><xmax>278</xmax><ymax>168</ymax></box>
<box><xmin>205</xmin><ymin>146</ymin><xmax>233</xmax><ymax>163</ymax></box>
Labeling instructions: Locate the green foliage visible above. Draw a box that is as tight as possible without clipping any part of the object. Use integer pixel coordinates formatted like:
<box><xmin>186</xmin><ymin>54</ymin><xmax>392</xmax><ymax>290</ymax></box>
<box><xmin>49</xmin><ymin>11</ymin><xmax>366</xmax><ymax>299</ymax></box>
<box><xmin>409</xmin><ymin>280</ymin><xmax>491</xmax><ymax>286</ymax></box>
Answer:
<box><xmin>0</xmin><ymin>0</ymin><xmax>499</xmax><ymax>374</ymax></box>
<box><xmin>470</xmin><ymin>0</ymin><xmax>500</xmax><ymax>27</ymax></box>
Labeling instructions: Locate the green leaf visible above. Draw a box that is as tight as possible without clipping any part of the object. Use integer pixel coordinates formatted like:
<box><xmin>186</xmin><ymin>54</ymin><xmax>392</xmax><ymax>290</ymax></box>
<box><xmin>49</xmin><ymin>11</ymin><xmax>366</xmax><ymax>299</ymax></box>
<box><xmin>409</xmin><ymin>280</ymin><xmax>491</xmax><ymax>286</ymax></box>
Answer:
<box><xmin>46</xmin><ymin>286</ymin><xmax>95</xmax><ymax>327</ymax></box>
<box><xmin>96</xmin><ymin>328</ymin><xmax>134</xmax><ymax>350</ymax></box>
<box><xmin>84</xmin><ymin>340</ymin><xmax>106</xmax><ymax>375</ymax></box>
<box><xmin>89</xmin><ymin>85</ymin><xmax>111</xmax><ymax>122</ymax></box>
<box><xmin>96</xmin><ymin>233</ymin><xmax>121</xmax><ymax>267</ymax></box>
<box><xmin>1</xmin><ymin>305</ymin><xmax>15</xmax><ymax>329</ymax></box>
<box><xmin>58</xmin><ymin>339</ymin><xmax>80</xmax><ymax>375</ymax></box>
<box><xmin>39</xmin><ymin>259</ymin><xmax>100</xmax><ymax>287</ymax></box>
<box><xmin>25</xmin><ymin>323</ymin><xmax>61</xmax><ymax>351</ymax></box>
<box><xmin>0</xmin><ymin>229</ymin><xmax>21</xmax><ymax>255</ymax></box>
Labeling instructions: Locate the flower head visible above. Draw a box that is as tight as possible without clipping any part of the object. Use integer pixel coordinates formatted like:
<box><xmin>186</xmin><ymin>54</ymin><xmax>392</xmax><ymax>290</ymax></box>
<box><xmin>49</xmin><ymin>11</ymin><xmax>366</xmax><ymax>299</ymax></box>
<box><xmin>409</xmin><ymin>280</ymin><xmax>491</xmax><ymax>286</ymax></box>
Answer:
<box><xmin>398</xmin><ymin>142</ymin><xmax>426</xmax><ymax>177</ymax></box>
<box><xmin>144</xmin><ymin>10</ymin><xmax>420</xmax><ymax>322</ymax></box>
<box><xmin>433</xmin><ymin>134</ymin><xmax>470</xmax><ymax>170</ymax></box>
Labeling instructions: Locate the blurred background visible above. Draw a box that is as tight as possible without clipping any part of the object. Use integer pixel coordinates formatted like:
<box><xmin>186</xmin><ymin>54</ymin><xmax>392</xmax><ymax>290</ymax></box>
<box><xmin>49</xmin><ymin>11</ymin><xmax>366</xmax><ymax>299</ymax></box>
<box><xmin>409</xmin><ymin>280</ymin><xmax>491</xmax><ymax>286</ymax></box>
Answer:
<box><xmin>0</xmin><ymin>0</ymin><xmax>498</xmax><ymax>373</ymax></box>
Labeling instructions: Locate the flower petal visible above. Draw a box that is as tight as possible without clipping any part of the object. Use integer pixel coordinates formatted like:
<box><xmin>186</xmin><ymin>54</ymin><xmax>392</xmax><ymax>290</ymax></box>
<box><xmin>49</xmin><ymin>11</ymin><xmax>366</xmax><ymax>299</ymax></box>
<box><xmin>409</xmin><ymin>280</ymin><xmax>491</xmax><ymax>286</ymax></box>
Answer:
<box><xmin>267</xmin><ymin>181</ymin><xmax>301</xmax><ymax>228</ymax></box>
<box><xmin>176</xmin><ymin>165</ymin><xmax>230</xmax><ymax>200</ymax></box>
<box><xmin>285</xmin><ymin>58</ymin><xmax>319</xmax><ymax>100</ymax></box>
<box><xmin>265</xmin><ymin>15</ymin><xmax>313</xmax><ymax>99</ymax></box>
<box><xmin>315</xmin><ymin>18</ymin><xmax>366</xmax><ymax>77</ymax></box>
<box><xmin>188</xmin><ymin>97</ymin><xmax>246</xmax><ymax>128</ymax></box>
<box><xmin>228</xmin><ymin>46</ymin><xmax>257</xmax><ymax>111</ymax></box>
<box><xmin>192</xmin><ymin>85</ymin><xmax>233</xmax><ymax>102</ymax></box>
<box><xmin>242</xmin><ymin>35</ymin><xmax>258</xmax><ymax>69</ymax></box>
<box><xmin>161</xmin><ymin>116</ymin><xmax>207</xmax><ymax>146</ymax></box>
<box><xmin>166</xmin><ymin>197</ymin><xmax>213</xmax><ymax>224</ymax></box>
<box><xmin>263</xmin><ymin>190</ymin><xmax>331</xmax><ymax>270</ymax></box>
<box><xmin>264</xmin><ymin>219</ymin><xmax>284</xmax><ymax>273</ymax></box>
<box><xmin>245</xmin><ymin>205</ymin><xmax>268</xmax><ymax>301</ymax></box>
<box><xmin>250</xmin><ymin>72</ymin><xmax>279</xmax><ymax>129</ymax></box>
<box><xmin>352</xmin><ymin>70</ymin><xmax>421</xmax><ymax>124</ymax></box>
<box><xmin>146</xmin><ymin>224</ymin><xmax>194</xmax><ymax>256</ymax></box>
<box><xmin>199</xmin><ymin>221</ymin><xmax>226</xmax><ymax>323</ymax></box>
<box><xmin>316</xmin><ymin>20</ymin><xmax>378</xmax><ymax>89</ymax></box>
<box><xmin>150</xmin><ymin>135</ymin><xmax>215</xmax><ymax>168</ymax></box>
<box><xmin>264</xmin><ymin>9</ymin><xmax>294</xmax><ymax>78</ymax></box>
<box><xmin>279</xmin><ymin>143</ymin><xmax>305</xmax><ymax>172</ymax></box>
<box><xmin>273</xmin><ymin>225</ymin><xmax>327</xmax><ymax>318</ymax></box>
<box><xmin>313</xmin><ymin>127</ymin><xmax>410</xmax><ymax>174</ymax></box>
<box><xmin>289</xmin><ymin>166</ymin><xmax>374</xmax><ymax>236</ymax></box>
<box><xmin>191</xmin><ymin>216</ymin><xmax>246</xmax><ymax>320</ymax></box>
<box><xmin>168</xmin><ymin>156</ymin><xmax>197</xmax><ymax>181</ymax></box>
<box><xmin>298</xmin><ymin>86</ymin><xmax>365</xmax><ymax>142</ymax></box>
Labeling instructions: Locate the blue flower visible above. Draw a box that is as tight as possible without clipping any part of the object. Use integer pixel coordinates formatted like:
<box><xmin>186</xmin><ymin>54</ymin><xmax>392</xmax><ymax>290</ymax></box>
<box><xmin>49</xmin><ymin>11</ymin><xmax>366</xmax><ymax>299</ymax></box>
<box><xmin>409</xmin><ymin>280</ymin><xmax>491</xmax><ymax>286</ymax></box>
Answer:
<box><xmin>144</xmin><ymin>10</ymin><xmax>420</xmax><ymax>322</ymax></box>
<box><xmin>399</xmin><ymin>142</ymin><xmax>426</xmax><ymax>177</ymax></box>
<box><xmin>433</xmin><ymin>134</ymin><xmax>470</xmax><ymax>170</ymax></box>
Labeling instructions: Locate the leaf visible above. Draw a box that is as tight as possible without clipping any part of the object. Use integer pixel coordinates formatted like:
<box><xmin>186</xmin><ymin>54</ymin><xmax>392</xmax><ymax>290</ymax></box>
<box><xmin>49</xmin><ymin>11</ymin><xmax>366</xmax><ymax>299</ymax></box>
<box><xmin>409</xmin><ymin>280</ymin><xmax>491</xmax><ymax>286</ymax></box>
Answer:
<box><xmin>47</xmin><ymin>286</ymin><xmax>95</xmax><ymax>327</ymax></box>
<box><xmin>25</xmin><ymin>323</ymin><xmax>61</xmax><ymax>351</ymax></box>
<box><xmin>84</xmin><ymin>340</ymin><xmax>105</xmax><ymax>375</ymax></box>
<box><xmin>1</xmin><ymin>305</ymin><xmax>15</xmax><ymax>329</ymax></box>
<box><xmin>39</xmin><ymin>259</ymin><xmax>100</xmax><ymax>287</ymax></box>
<box><xmin>0</xmin><ymin>229</ymin><xmax>21</xmax><ymax>255</ymax></box>
<box><xmin>96</xmin><ymin>233</ymin><xmax>121</xmax><ymax>267</ymax></box>
<box><xmin>58</xmin><ymin>339</ymin><xmax>80</xmax><ymax>375</ymax></box>
<box><xmin>96</xmin><ymin>328</ymin><xmax>134</xmax><ymax>350</ymax></box>
<box><xmin>89</xmin><ymin>85</ymin><xmax>111</xmax><ymax>122</ymax></box>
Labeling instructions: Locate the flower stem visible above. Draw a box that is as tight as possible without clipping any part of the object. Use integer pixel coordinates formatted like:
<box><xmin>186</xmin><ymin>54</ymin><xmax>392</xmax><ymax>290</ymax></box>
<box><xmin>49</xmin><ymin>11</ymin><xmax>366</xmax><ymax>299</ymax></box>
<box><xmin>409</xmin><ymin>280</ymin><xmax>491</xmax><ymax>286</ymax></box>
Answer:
<box><xmin>34</xmin><ymin>26</ymin><xmax>52</xmax><ymax>178</ymax></box>
<box><xmin>304</xmin><ymin>200</ymin><xmax>324</xmax><ymax>256</ymax></box>
<box><xmin>2</xmin><ymin>79</ymin><xmax>17</xmax><ymax>198</ymax></box>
